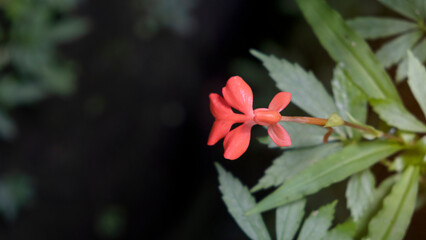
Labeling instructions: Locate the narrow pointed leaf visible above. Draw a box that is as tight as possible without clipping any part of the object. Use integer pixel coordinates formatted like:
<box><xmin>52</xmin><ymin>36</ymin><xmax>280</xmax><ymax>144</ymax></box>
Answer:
<box><xmin>378</xmin><ymin>0</ymin><xmax>423</xmax><ymax>21</ymax></box>
<box><xmin>407</xmin><ymin>51</ymin><xmax>426</xmax><ymax>118</ymax></box>
<box><xmin>376</xmin><ymin>31</ymin><xmax>422</xmax><ymax>68</ymax></box>
<box><xmin>367</xmin><ymin>166</ymin><xmax>419</xmax><ymax>240</ymax></box>
<box><xmin>346</xmin><ymin>17</ymin><xmax>417</xmax><ymax>40</ymax></box>
<box><xmin>370</xmin><ymin>99</ymin><xmax>426</xmax><ymax>133</ymax></box>
<box><xmin>247</xmin><ymin>141</ymin><xmax>402</xmax><ymax>214</ymax></box>
<box><xmin>295</xmin><ymin>0</ymin><xmax>402</xmax><ymax>103</ymax></box>
<box><xmin>346</xmin><ymin>169</ymin><xmax>376</xmax><ymax>221</ymax></box>
<box><xmin>297</xmin><ymin>201</ymin><xmax>336</xmax><ymax>240</ymax></box>
<box><xmin>323</xmin><ymin>220</ymin><xmax>356</xmax><ymax>240</ymax></box>
<box><xmin>251</xmin><ymin>143</ymin><xmax>342</xmax><ymax>192</ymax></box>
<box><xmin>276</xmin><ymin>199</ymin><xmax>306</xmax><ymax>240</ymax></box>
<box><xmin>355</xmin><ymin>175</ymin><xmax>397</xmax><ymax>240</ymax></box>
<box><xmin>331</xmin><ymin>67</ymin><xmax>367</xmax><ymax>139</ymax></box>
<box><xmin>397</xmin><ymin>39</ymin><xmax>426</xmax><ymax>81</ymax></box>
<box><xmin>251</xmin><ymin>50</ymin><xmax>338</xmax><ymax>120</ymax></box>
<box><xmin>215</xmin><ymin>163</ymin><xmax>271</xmax><ymax>240</ymax></box>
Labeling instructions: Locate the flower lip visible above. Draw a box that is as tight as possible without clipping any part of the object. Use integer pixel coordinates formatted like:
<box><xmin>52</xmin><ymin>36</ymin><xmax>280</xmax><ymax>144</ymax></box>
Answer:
<box><xmin>254</xmin><ymin>108</ymin><xmax>282</xmax><ymax>126</ymax></box>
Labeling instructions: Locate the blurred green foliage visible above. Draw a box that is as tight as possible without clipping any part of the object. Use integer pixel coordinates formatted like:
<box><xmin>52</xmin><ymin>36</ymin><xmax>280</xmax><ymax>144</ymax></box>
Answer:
<box><xmin>0</xmin><ymin>173</ymin><xmax>34</xmax><ymax>222</ymax></box>
<box><xmin>0</xmin><ymin>0</ymin><xmax>88</xmax><ymax>139</ymax></box>
<box><xmin>132</xmin><ymin>0</ymin><xmax>196</xmax><ymax>38</ymax></box>
<box><xmin>95</xmin><ymin>206</ymin><xmax>126</xmax><ymax>239</ymax></box>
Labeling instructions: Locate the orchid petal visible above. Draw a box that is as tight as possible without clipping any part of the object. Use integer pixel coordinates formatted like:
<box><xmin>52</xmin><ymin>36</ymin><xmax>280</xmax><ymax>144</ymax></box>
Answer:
<box><xmin>268</xmin><ymin>123</ymin><xmax>291</xmax><ymax>147</ymax></box>
<box><xmin>223</xmin><ymin>122</ymin><xmax>254</xmax><ymax>160</ymax></box>
<box><xmin>209</xmin><ymin>93</ymin><xmax>234</xmax><ymax>118</ymax></box>
<box><xmin>207</xmin><ymin>120</ymin><xmax>234</xmax><ymax>146</ymax></box>
<box><xmin>222</xmin><ymin>76</ymin><xmax>253</xmax><ymax>115</ymax></box>
<box><xmin>268</xmin><ymin>92</ymin><xmax>291</xmax><ymax>112</ymax></box>
<box><xmin>209</xmin><ymin>93</ymin><xmax>250</xmax><ymax>122</ymax></box>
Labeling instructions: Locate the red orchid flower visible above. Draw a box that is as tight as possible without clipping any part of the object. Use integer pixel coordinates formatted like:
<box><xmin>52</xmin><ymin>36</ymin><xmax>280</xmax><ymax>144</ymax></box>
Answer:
<box><xmin>207</xmin><ymin>76</ymin><xmax>292</xmax><ymax>160</ymax></box>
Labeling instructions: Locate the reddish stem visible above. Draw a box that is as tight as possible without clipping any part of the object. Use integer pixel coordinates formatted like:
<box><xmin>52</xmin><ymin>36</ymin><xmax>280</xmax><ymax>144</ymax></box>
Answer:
<box><xmin>281</xmin><ymin>116</ymin><xmax>404</xmax><ymax>143</ymax></box>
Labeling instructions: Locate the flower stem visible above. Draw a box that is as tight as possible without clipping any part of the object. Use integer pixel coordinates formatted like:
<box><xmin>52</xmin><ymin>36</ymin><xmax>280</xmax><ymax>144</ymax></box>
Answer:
<box><xmin>281</xmin><ymin>116</ymin><xmax>404</xmax><ymax>143</ymax></box>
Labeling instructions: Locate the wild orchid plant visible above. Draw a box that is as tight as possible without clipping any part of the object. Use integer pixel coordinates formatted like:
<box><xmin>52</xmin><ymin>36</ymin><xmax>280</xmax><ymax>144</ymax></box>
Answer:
<box><xmin>209</xmin><ymin>0</ymin><xmax>426</xmax><ymax>239</ymax></box>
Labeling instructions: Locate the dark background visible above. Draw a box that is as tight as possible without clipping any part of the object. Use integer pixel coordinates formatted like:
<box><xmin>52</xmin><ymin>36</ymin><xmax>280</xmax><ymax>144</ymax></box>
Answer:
<box><xmin>0</xmin><ymin>0</ymin><xmax>425</xmax><ymax>239</ymax></box>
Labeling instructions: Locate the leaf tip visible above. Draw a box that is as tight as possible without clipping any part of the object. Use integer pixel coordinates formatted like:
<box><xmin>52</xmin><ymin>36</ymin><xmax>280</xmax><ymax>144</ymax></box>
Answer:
<box><xmin>214</xmin><ymin>162</ymin><xmax>225</xmax><ymax>175</ymax></box>
<box><xmin>249</xmin><ymin>49</ymin><xmax>266</xmax><ymax>61</ymax></box>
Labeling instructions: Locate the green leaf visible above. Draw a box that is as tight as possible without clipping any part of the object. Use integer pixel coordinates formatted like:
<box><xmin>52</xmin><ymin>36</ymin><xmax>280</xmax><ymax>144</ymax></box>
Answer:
<box><xmin>378</xmin><ymin>0</ymin><xmax>423</xmax><ymax>21</ymax></box>
<box><xmin>276</xmin><ymin>199</ymin><xmax>306</xmax><ymax>240</ymax></box>
<box><xmin>251</xmin><ymin>143</ymin><xmax>343</xmax><ymax>192</ymax></box>
<box><xmin>247</xmin><ymin>141</ymin><xmax>402</xmax><ymax>214</ymax></box>
<box><xmin>295</xmin><ymin>0</ymin><xmax>402</xmax><ymax>103</ymax></box>
<box><xmin>40</xmin><ymin>63</ymin><xmax>76</xmax><ymax>95</ymax></box>
<box><xmin>215</xmin><ymin>163</ymin><xmax>271</xmax><ymax>240</ymax></box>
<box><xmin>367</xmin><ymin>166</ymin><xmax>419</xmax><ymax>240</ymax></box>
<box><xmin>0</xmin><ymin>111</ymin><xmax>17</xmax><ymax>140</ymax></box>
<box><xmin>391</xmin><ymin>151</ymin><xmax>425</xmax><ymax>173</ymax></box>
<box><xmin>370</xmin><ymin>99</ymin><xmax>426</xmax><ymax>133</ymax></box>
<box><xmin>0</xmin><ymin>174</ymin><xmax>34</xmax><ymax>221</ymax></box>
<box><xmin>0</xmin><ymin>76</ymin><xmax>45</xmax><ymax>107</ymax></box>
<box><xmin>323</xmin><ymin>220</ymin><xmax>356</xmax><ymax>240</ymax></box>
<box><xmin>346</xmin><ymin>169</ymin><xmax>376</xmax><ymax>221</ymax></box>
<box><xmin>376</xmin><ymin>31</ymin><xmax>422</xmax><ymax>68</ymax></box>
<box><xmin>355</xmin><ymin>175</ymin><xmax>397</xmax><ymax>239</ymax></box>
<box><xmin>297</xmin><ymin>201</ymin><xmax>336</xmax><ymax>240</ymax></box>
<box><xmin>48</xmin><ymin>18</ymin><xmax>89</xmax><ymax>43</ymax></box>
<box><xmin>346</xmin><ymin>17</ymin><xmax>417</xmax><ymax>40</ymax></box>
<box><xmin>260</xmin><ymin>122</ymin><xmax>333</xmax><ymax>149</ymax></box>
<box><xmin>331</xmin><ymin>67</ymin><xmax>367</xmax><ymax>139</ymax></box>
<box><xmin>407</xmin><ymin>51</ymin><xmax>426</xmax><ymax>118</ymax></box>
<box><xmin>396</xmin><ymin>39</ymin><xmax>426</xmax><ymax>81</ymax></box>
<box><xmin>251</xmin><ymin>50</ymin><xmax>338</xmax><ymax>119</ymax></box>
<box><xmin>413</xmin><ymin>0</ymin><xmax>426</xmax><ymax>19</ymax></box>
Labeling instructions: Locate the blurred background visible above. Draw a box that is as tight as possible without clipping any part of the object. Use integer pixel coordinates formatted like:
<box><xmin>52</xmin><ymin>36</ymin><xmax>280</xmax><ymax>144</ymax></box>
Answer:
<box><xmin>0</xmin><ymin>0</ymin><xmax>424</xmax><ymax>239</ymax></box>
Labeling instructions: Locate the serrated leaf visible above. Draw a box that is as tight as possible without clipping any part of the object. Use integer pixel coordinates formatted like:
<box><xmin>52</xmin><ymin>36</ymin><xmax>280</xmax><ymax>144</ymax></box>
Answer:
<box><xmin>297</xmin><ymin>201</ymin><xmax>336</xmax><ymax>240</ymax></box>
<box><xmin>276</xmin><ymin>199</ymin><xmax>306</xmax><ymax>240</ymax></box>
<box><xmin>370</xmin><ymin>99</ymin><xmax>426</xmax><ymax>133</ymax></box>
<box><xmin>367</xmin><ymin>166</ymin><xmax>419</xmax><ymax>240</ymax></box>
<box><xmin>346</xmin><ymin>169</ymin><xmax>376</xmax><ymax>221</ymax></box>
<box><xmin>247</xmin><ymin>141</ymin><xmax>402</xmax><ymax>214</ymax></box>
<box><xmin>331</xmin><ymin>67</ymin><xmax>367</xmax><ymax>139</ymax></box>
<box><xmin>407</xmin><ymin>51</ymin><xmax>426</xmax><ymax>118</ymax></box>
<box><xmin>251</xmin><ymin>50</ymin><xmax>338</xmax><ymax>120</ymax></box>
<box><xmin>346</xmin><ymin>17</ymin><xmax>417</xmax><ymax>40</ymax></box>
<box><xmin>397</xmin><ymin>39</ymin><xmax>426</xmax><ymax>82</ymax></box>
<box><xmin>322</xmin><ymin>220</ymin><xmax>356</xmax><ymax>240</ymax></box>
<box><xmin>378</xmin><ymin>0</ymin><xmax>423</xmax><ymax>21</ymax></box>
<box><xmin>355</xmin><ymin>175</ymin><xmax>397</xmax><ymax>240</ymax></box>
<box><xmin>295</xmin><ymin>0</ymin><xmax>402</xmax><ymax>103</ymax></box>
<box><xmin>215</xmin><ymin>163</ymin><xmax>271</xmax><ymax>240</ymax></box>
<box><xmin>376</xmin><ymin>31</ymin><xmax>422</xmax><ymax>68</ymax></box>
<box><xmin>251</xmin><ymin>143</ymin><xmax>343</xmax><ymax>192</ymax></box>
<box><xmin>261</xmin><ymin>122</ymin><xmax>332</xmax><ymax>149</ymax></box>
